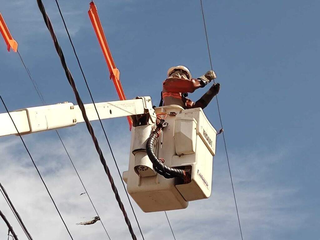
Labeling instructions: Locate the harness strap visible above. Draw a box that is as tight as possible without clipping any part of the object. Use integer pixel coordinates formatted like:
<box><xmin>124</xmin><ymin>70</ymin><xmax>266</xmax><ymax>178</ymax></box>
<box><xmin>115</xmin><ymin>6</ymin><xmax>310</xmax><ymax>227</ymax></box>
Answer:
<box><xmin>162</xmin><ymin>92</ymin><xmax>182</xmax><ymax>99</ymax></box>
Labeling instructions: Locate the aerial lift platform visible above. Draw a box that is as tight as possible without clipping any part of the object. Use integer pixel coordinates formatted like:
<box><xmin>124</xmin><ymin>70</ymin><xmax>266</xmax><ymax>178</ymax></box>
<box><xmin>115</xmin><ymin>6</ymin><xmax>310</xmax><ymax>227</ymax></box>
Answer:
<box><xmin>0</xmin><ymin>97</ymin><xmax>217</xmax><ymax>212</ymax></box>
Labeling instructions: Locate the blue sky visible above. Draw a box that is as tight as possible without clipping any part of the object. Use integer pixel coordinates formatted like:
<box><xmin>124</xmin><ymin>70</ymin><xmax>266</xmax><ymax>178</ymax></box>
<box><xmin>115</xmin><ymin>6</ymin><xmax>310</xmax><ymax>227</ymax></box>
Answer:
<box><xmin>0</xmin><ymin>0</ymin><xmax>319</xmax><ymax>239</ymax></box>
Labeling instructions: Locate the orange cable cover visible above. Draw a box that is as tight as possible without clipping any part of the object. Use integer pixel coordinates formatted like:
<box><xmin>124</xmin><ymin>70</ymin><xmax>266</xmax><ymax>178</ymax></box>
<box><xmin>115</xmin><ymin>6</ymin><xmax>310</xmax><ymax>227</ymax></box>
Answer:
<box><xmin>0</xmin><ymin>13</ymin><xmax>18</xmax><ymax>52</ymax></box>
<box><xmin>88</xmin><ymin>2</ymin><xmax>132</xmax><ymax>129</ymax></box>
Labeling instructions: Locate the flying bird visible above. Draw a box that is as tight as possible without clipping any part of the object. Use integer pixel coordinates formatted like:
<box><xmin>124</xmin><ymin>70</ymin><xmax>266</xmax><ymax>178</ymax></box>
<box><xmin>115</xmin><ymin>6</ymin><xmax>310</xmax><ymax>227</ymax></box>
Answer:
<box><xmin>77</xmin><ymin>216</ymin><xmax>100</xmax><ymax>226</ymax></box>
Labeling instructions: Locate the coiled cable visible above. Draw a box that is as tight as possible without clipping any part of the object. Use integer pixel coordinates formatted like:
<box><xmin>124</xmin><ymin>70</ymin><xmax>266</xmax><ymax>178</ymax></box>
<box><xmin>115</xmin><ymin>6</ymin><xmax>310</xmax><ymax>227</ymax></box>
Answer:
<box><xmin>146</xmin><ymin>120</ymin><xmax>186</xmax><ymax>180</ymax></box>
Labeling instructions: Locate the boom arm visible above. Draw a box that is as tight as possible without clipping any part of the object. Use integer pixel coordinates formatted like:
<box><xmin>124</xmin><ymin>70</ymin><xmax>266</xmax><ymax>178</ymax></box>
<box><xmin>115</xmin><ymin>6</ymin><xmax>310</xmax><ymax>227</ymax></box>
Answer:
<box><xmin>0</xmin><ymin>97</ymin><xmax>155</xmax><ymax>137</ymax></box>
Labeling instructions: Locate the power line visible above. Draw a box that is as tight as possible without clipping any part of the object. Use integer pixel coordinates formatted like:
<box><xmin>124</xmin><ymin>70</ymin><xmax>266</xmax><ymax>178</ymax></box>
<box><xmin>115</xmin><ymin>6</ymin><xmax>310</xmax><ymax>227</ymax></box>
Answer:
<box><xmin>17</xmin><ymin>51</ymin><xmax>45</xmax><ymax>103</ymax></box>
<box><xmin>199</xmin><ymin>1</ymin><xmax>244</xmax><ymax>240</ymax></box>
<box><xmin>8</xmin><ymin>231</ymin><xmax>14</xmax><ymax>240</ymax></box>
<box><xmin>16</xmin><ymin>49</ymin><xmax>111</xmax><ymax>240</ymax></box>
<box><xmin>35</xmin><ymin>1</ymin><xmax>137</xmax><ymax>239</ymax></box>
<box><xmin>0</xmin><ymin>96</ymin><xmax>74</xmax><ymax>240</ymax></box>
<box><xmin>0</xmin><ymin>210</ymin><xmax>19</xmax><ymax>240</ymax></box>
<box><xmin>0</xmin><ymin>183</ymin><xmax>33</xmax><ymax>240</ymax></box>
<box><xmin>199</xmin><ymin>0</ymin><xmax>214</xmax><ymax>77</ymax></box>
<box><xmin>53</xmin><ymin>1</ymin><xmax>146</xmax><ymax>239</ymax></box>
<box><xmin>55</xmin><ymin>132</ymin><xmax>112</xmax><ymax>239</ymax></box>
<box><xmin>164</xmin><ymin>212</ymin><xmax>177</xmax><ymax>240</ymax></box>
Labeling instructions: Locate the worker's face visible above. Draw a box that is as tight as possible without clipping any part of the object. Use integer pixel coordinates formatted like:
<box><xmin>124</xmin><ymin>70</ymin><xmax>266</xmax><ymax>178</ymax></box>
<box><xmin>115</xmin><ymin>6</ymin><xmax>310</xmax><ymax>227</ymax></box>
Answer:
<box><xmin>170</xmin><ymin>70</ymin><xmax>189</xmax><ymax>80</ymax></box>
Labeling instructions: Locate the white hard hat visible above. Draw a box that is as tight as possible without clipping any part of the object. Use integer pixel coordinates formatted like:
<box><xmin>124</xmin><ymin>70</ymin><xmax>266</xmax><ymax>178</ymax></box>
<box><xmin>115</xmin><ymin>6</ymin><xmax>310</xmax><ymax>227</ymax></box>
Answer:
<box><xmin>167</xmin><ymin>65</ymin><xmax>192</xmax><ymax>79</ymax></box>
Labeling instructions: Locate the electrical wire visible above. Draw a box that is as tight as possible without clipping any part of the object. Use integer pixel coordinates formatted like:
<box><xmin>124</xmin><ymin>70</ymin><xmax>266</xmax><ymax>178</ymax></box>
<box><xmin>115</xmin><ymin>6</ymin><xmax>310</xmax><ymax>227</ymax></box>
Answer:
<box><xmin>199</xmin><ymin>1</ymin><xmax>244</xmax><ymax>240</ymax></box>
<box><xmin>7</xmin><ymin>231</ymin><xmax>12</xmax><ymax>240</ymax></box>
<box><xmin>200</xmin><ymin>0</ymin><xmax>214</xmax><ymax>79</ymax></box>
<box><xmin>17</xmin><ymin>51</ymin><xmax>45</xmax><ymax>103</ymax></box>
<box><xmin>54</xmin><ymin>3</ymin><xmax>199</xmax><ymax>240</ymax></box>
<box><xmin>0</xmin><ymin>96</ymin><xmax>74</xmax><ymax>240</ymax></box>
<box><xmin>56</xmin><ymin>132</ymin><xmax>112</xmax><ymax>239</ymax></box>
<box><xmin>0</xmin><ymin>211</ymin><xmax>19</xmax><ymax>240</ymax></box>
<box><xmin>164</xmin><ymin>212</ymin><xmax>177</xmax><ymax>240</ymax></box>
<box><xmin>17</xmin><ymin>49</ymin><xmax>111</xmax><ymax>240</ymax></box>
<box><xmin>0</xmin><ymin>183</ymin><xmax>33</xmax><ymax>240</ymax></box>
<box><xmin>35</xmin><ymin>1</ymin><xmax>137</xmax><ymax>239</ymax></box>
<box><xmin>53</xmin><ymin>1</ymin><xmax>146</xmax><ymax>239</ymax></box>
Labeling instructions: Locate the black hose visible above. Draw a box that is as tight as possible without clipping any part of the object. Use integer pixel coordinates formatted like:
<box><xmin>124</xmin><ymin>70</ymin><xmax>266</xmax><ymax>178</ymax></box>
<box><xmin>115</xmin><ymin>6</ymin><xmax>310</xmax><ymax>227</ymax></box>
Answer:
<box><xmin>146</xmin><ymin>129</ymin><xmax>185</xmax><ymax>180</ymax></box>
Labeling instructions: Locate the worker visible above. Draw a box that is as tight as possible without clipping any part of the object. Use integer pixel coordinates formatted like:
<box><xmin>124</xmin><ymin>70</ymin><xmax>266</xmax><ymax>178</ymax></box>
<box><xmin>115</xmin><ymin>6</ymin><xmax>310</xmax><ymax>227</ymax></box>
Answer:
<box><xmin>161</xmin><ymin>65</ymin><xmax>220</xmax><ymax>109</ymax></box>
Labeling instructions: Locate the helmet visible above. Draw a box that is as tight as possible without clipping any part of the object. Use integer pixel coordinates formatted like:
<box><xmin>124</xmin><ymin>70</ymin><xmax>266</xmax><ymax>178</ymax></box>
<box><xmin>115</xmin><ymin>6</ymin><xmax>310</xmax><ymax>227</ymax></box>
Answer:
<box><xmin>167</xmin><ymin>65</ymin><xmax>192</xmax><ymax>80</ymax></box>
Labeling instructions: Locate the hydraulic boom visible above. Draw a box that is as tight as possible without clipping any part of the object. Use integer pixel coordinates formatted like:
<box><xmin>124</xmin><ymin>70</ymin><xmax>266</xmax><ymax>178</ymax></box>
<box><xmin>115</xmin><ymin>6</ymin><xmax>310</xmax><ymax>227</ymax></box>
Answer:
<box><xmin>0</xmin><ymin>97</ymin><xmax>155</xmax><ymax>137</ymax></box>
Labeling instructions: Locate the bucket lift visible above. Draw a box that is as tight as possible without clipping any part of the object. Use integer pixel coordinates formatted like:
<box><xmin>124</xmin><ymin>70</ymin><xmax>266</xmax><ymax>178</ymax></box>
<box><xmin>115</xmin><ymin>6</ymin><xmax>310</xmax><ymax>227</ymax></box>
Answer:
<box><xmin>126</xmin><ymin>104</ymin><xmax>216</xmax><ymax>212</ymax></box>
<box><xmin>0</xmin><ymin>97</ymin><xmax>217</xmax><ymax>212</ymax></box>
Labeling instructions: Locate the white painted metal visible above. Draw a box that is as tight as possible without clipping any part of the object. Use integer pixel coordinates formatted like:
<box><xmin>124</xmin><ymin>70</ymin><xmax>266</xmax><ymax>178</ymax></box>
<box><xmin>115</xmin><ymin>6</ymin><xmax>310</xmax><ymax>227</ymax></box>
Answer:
<box><xmin>174</xmin><ymin>117</ymin><xmax>197</xmax><ymax>155</ymax></box>
<box><xmin>123</xmin><ymin>106</ymin><xmax>187</xmax><ymax>212</ymax></box>
<box><xmin>174</xmin><ymin>108</ymin><xmax>216</xmax><ymax>201</ymax></box>
<box><xmin>0</xmin><ymin>97</ymin><xmax>155</xmax><ymax>137</ymax></box>
<box><xmin>25</xmin><ymin>102</ymin><xmax>77</xmax><ymax>133</ymax></box>
<box><xmin>132</xmin><ymin>125</ymin><xmax>157</xmax><ymax>177</ymax></box>
<box><xmin>0</xmin><ymin>110</ymin><xmax>30</xmax><ymax>136</ymax></box>
<box><xmin>123</xmin><ymin>105</ymin><xmax>217</xmax><ymax>212</ymax></box>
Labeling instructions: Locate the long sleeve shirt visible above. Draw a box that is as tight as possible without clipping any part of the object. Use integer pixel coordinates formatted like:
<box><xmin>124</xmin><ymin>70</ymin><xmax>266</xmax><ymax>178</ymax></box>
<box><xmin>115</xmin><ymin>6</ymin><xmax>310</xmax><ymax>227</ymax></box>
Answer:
<box><xmin>162</xmin><ymin>77</ymin><xmax>220</xmax><ymax>109</ymax></box>
<box><xmin>162</xmin><ymin>77</ymin><xmax>204</xmax><ymax>108</ymax></box>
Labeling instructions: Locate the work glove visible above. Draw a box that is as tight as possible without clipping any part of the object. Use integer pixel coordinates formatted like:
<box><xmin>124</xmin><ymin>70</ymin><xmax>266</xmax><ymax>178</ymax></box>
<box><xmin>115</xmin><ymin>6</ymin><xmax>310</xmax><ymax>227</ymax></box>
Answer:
<box><xmin>194</xmin><ymin>82</ymin><xmax>220</xmax><ymax>109</ymax></box>
<box><xmin>210</xmin><ymin>82</ymin><xmax>220</xmax><ymax>95</ymax></box>
<box><xmin>198</xmin><ymin>70</ymin><xmax>217</xmax><ymax>87</ymax></box>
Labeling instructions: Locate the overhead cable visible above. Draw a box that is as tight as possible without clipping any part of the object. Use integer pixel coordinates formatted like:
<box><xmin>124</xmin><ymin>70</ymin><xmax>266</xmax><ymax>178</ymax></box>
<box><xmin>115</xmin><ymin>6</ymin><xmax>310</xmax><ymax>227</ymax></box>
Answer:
<box><xmin>0</xmin><ymin>96</ymin><xmax>74</xmax><ymax>240</ymax></box>
<box><xmin>17</xmin><ymin>51</ymin><xmax>45</xmax><ymax>103</ymax></box>
<box><xmin>199</xmin><ymin>1</ymin><xmax>244</xmax><ymax>240</ymax></box>
<box><xmin>0</xmin><ymin>183</ymin><xmax>33</xmax><ymax>240</ymax></box>
<box><xmin>17</xmin><ymin>49</ymin><xmax>111</xmax><ymax>240</ymax></box>
<box><xmin>0</xmin><ymin>210</ymin><xmax>19</xmax><ymax>240</ymax></box>
<box><xmin>35</xmin><ymin>1</ymin><xmax>137</xmax><ymax>239</ymax></box>
<box><xmin>53</xmin><ymin>1</ymin><xmax>146</xmax><ymax>239</ymax></box>
<box><xmin>164</xmin><ymin>212</ymin><xmax>177</xmax><ymax>240</ymax></box>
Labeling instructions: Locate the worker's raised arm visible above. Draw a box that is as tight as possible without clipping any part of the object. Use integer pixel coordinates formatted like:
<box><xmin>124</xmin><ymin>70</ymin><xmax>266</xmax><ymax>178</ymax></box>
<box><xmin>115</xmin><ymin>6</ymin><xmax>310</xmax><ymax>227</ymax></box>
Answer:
<box><xmin>163</xmin><ymin>70</ymin><xmax>216</xmax><ymax>93</ymax></box>
<box><xmin>193</xmin><ymin>83</ymin><xmax>220</xmax><ymax>109</ymax></box>
<box><xmin>163</xmin><ymin>77</ymin><xmax>202</xmax><ymax>93</ymax></box>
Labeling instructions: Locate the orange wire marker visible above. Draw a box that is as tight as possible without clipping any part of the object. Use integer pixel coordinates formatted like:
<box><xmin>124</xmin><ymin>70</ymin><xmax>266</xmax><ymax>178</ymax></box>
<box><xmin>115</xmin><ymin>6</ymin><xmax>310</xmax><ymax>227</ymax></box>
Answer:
<box><xmin>0</xmin><ymin>13</ymin><xmax>18</xmax><ymax>52</ymax></box>
<box><xmin>88</xmin><ymin>2</ymin><xmax>133</xmax><ymax>130</ymax></box>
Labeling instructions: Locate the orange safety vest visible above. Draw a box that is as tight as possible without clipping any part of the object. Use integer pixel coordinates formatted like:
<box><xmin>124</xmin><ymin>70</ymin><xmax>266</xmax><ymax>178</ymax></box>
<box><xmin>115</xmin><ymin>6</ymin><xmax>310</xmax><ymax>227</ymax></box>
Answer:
<box><xmin>162</xmin><ymin>77</ymin><xmax>203</xmax><ymax>108</ymax></box>
<box><xmin>162</xmin><ymin>92</ymin><xmax>182</xmax><ymax>99</ymax></box>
